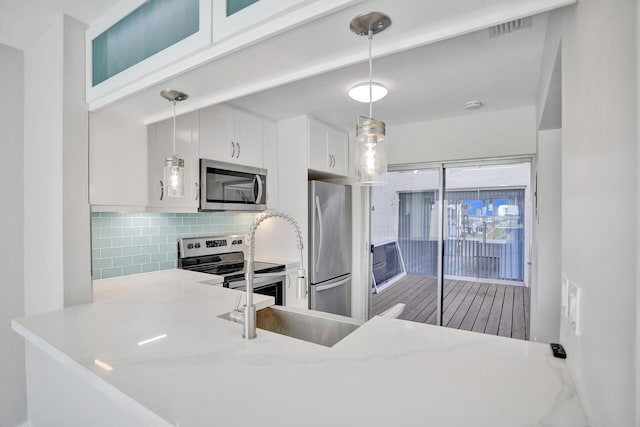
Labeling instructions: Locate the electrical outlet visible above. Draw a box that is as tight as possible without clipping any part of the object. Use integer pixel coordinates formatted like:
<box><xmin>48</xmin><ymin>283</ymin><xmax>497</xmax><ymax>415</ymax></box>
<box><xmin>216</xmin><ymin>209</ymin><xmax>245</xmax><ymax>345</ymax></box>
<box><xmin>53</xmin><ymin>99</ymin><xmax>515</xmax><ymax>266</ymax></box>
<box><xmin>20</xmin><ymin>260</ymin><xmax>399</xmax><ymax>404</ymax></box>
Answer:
<box><xmin>568</xmin><ymin>281</ymin><xmax>581</xmax><ymax>335</ymax></box>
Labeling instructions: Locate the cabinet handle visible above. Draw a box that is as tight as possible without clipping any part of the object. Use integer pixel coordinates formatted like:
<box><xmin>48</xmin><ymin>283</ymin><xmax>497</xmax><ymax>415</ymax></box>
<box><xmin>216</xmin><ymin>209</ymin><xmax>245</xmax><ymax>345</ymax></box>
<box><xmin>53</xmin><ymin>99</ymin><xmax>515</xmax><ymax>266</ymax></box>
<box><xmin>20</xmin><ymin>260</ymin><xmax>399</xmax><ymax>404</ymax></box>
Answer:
<box><xmin>330</xmin><ymin>154</ymin><xmax>335</xmax><ymax>168</ymax></box>
<box><xmin>160</xmin><ymin>180</ymin><xmax>164</xmax><ymax>201</ymax></box>
<box><xmin>236</xmin><ymin>142</ymin><xmax>241</xmax><ymax>158</ymax></box>
<box><xmin>195</xmin><ymin>182</ymin><xmax>199</xmax><ymax>201</ymax></box>
<box><xmin>328</xmin><ymin>154</ymin><xmax>332</xmax><ymax>168</ymax></box>
<box><xmin>231</xmin><ymin>141</ymin><xmax>237</xmax><ymax>158</ymax></box>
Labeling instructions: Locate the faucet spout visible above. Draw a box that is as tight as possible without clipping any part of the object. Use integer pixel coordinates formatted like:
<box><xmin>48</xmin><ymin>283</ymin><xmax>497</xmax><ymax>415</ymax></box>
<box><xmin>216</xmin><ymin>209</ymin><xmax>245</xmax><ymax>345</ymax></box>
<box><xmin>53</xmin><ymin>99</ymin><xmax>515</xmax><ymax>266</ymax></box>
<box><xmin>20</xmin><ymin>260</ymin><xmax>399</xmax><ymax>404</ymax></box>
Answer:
<box><xmin>235</xmin><ymin>210</ymin><xmax>306</xmax><ymax>340</ymax></box>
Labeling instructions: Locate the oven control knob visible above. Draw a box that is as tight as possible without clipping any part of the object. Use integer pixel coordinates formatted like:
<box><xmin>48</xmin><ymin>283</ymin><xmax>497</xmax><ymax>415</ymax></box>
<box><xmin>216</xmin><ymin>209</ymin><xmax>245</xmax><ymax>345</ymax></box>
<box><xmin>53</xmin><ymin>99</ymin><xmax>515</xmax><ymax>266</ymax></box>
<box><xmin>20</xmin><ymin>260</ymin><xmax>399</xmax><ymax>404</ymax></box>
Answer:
<box><xmin>195</xmin><ymin>243</ymin><xmax>201</xmax><ymax>248</ymax></box>
<box><xmin>187</xmin><ymin>244</ymin><xmax>194</xmax><ymax>249</ymax></box>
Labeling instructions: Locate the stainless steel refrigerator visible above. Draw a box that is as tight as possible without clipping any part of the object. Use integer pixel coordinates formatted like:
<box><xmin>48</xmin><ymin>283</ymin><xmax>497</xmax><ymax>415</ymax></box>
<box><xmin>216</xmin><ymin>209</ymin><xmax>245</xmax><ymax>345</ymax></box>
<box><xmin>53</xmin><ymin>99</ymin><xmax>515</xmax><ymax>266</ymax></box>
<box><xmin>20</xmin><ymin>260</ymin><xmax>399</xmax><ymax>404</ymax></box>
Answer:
<box><xmin>308</xmin><ymin>181</ymin><xmax>352</xmax><ymax>316</ymax></box>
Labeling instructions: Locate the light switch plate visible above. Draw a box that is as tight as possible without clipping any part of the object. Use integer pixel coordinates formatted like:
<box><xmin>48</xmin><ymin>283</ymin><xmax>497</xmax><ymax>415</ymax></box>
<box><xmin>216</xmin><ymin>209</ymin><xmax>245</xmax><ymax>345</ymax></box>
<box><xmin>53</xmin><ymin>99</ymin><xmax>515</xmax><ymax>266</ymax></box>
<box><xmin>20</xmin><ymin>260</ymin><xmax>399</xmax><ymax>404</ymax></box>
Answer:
<box><xmin>568</xmin><ymin>281</ymin><xmax>581</xmax><ymax>335</ymax></box>
<box><xmin>561</xmin><ymin>276</ymin><xmax>569</xmax><ymax>317</ymax></box>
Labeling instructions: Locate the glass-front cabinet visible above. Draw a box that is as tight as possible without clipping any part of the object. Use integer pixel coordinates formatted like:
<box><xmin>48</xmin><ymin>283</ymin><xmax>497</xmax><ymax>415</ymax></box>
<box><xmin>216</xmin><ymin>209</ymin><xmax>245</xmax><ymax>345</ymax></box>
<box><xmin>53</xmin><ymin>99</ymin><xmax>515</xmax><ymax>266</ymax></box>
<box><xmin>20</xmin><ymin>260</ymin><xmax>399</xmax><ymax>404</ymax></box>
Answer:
<box><xmin>86</xmin><ymin>0</ymin><xmax>349</xmax><ymax>106</ymax></box>
<box><xmin>87</xmin><ymin>0</ymin><xmax>212</xmax><ymax>103</ymax></box>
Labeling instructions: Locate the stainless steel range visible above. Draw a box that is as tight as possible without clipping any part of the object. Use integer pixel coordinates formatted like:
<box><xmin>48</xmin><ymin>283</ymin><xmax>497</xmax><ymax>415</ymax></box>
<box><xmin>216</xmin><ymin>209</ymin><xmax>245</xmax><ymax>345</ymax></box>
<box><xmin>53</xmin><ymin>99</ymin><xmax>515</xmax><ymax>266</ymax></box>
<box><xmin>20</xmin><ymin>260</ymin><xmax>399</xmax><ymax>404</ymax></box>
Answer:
<box><xmin>178</xmin><ymin>235</ymin><xmax>287</xmax><ymax>305</ymax></box>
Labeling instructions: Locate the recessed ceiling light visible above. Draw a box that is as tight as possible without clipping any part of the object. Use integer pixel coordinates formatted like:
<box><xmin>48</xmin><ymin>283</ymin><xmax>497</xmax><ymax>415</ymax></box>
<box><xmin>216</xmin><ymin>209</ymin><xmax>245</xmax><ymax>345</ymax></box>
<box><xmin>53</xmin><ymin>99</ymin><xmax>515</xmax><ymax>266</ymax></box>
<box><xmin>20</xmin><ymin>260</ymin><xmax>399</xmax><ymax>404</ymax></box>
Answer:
<box><xmin>348</xmin><ymin>82</ymin><xmax>388</xmax><ymax>103</ymax></box>
<box><xmin>465</xmin><ymin>100</ymin><xmax>484</xmax><ymax>110</ymax></box>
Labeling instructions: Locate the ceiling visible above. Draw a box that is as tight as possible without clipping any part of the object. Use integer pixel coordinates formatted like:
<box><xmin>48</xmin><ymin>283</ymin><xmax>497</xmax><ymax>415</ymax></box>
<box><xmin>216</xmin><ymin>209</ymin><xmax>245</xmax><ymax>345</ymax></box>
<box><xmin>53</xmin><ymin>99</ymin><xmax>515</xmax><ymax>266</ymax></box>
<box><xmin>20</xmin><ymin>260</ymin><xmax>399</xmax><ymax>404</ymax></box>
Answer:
<box><xmin>100</xmin><ymin>0</ymin><xmax>567</xmax><ymax>125</ymax></box>
<box><xmin>0</xmin><ymin>0</ymin><xmax>557</xmax><ymax>131</ymax></box>
<box><xmin>229</xmin><ymin>13</ymin><xmax>548</xmax><ymax>131</ymax></box>
<box><xmin>0</xmin><ymin>0</ymin><xmax>118</xmax><ymax>49</ymax></box>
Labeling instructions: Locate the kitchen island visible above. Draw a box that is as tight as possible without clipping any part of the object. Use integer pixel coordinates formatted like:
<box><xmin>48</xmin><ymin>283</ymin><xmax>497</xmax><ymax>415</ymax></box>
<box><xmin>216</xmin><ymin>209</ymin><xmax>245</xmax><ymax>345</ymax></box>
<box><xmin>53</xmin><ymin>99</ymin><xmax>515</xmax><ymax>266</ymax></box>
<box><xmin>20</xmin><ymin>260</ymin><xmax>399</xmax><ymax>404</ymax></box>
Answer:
<box><xmin>13</xmin><ymin>269</ymin><xmax>587</xmax><ymax>427</ymax></box>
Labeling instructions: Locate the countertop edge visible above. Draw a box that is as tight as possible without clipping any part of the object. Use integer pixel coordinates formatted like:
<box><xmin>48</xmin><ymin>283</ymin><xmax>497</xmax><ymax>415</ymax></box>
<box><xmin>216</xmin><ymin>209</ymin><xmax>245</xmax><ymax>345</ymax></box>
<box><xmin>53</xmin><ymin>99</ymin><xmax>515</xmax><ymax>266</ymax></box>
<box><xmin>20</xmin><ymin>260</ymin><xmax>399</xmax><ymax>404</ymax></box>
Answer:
<box><xmin>12</xmin><ymin>319</ymin><xmax>173</xmax><ymax>426</ymax></box>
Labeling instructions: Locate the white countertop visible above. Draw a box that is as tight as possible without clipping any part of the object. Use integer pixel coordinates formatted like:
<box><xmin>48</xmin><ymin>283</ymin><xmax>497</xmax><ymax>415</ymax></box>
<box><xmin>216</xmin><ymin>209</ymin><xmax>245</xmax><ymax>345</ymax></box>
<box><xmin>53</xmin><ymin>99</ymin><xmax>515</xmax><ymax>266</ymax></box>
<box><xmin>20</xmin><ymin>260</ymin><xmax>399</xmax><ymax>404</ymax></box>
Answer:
<box><xmin>13</xmin><ymin>269</ymin><xmax>587</xmax><ymax>427</ymax></box>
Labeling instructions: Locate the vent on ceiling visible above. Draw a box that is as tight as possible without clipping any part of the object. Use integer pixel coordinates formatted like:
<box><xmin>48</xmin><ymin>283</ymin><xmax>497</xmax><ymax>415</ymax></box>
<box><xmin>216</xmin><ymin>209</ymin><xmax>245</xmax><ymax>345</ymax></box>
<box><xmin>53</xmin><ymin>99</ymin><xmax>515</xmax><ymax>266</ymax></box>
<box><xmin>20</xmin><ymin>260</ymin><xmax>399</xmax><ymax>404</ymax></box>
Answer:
<box><xmin>488</xmin><ymin>17</ymin><xmax>532</xmax><ymax>37</ymax></box>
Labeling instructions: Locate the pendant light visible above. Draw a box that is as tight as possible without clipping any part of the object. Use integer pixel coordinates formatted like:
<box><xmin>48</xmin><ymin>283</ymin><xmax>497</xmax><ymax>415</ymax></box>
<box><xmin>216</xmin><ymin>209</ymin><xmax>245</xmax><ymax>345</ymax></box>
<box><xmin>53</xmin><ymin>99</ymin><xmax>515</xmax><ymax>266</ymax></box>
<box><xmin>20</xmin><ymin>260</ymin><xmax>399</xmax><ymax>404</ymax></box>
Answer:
<box><xmin>160</xmin><ymin>89</ymin><xmax>189</xmax><ymax>198</ymax></box>
<box><xmin>350</xmin><ymin>12</ymin><xmax>391</xmax><ymax>186</ymax></box>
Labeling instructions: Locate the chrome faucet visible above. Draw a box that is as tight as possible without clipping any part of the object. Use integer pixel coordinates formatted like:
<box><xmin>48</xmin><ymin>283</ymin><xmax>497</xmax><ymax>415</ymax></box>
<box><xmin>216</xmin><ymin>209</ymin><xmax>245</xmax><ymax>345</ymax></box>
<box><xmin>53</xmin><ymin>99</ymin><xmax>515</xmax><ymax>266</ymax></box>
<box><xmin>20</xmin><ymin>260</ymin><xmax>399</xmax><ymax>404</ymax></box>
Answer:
<box><xmin>230</xmin><ymin>211</ymin><xmax>307</xmax><ymax>339</ymax></box>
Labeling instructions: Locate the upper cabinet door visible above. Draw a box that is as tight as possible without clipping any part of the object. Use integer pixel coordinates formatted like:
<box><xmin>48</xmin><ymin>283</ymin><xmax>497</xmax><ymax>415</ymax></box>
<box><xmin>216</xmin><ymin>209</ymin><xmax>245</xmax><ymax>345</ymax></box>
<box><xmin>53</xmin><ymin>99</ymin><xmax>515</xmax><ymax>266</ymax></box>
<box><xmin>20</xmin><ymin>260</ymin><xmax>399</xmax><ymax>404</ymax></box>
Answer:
<box><xmin>308</xmin><ymin>119</ymin><xmax>330</xmax><ymax>171</ymax></box>
<box><xmin>308</xmin><ymin>118</ymin><xmax>349</xmax><ymax>178</ymax></box>
<box><xmin>327</xmin><ymin>127</ymin><xmax>349</xmax><ymax>177</ymax></box>
<box><xmin>234</xmin><ymin>109</ymin><xmax>264</xmax><ymax>168</ymax></box>
<box><xmin>200</xmin><ymin>105</ymin><xmax>264</xmax><ymax>168</ymax></box>
<box><xmin>90</xmin><ymin>110</ymin><xmax>148</xmax><ymax>208</ymax></box>
<box><xmin>200</xmin><ymin>105</ymin><xmax>234</xmax><ymax>162</ymax></box>
<box><xmin>147</xmin><ymin>111</ymin><xmax>200</xmax><ymax>210</ymax></box>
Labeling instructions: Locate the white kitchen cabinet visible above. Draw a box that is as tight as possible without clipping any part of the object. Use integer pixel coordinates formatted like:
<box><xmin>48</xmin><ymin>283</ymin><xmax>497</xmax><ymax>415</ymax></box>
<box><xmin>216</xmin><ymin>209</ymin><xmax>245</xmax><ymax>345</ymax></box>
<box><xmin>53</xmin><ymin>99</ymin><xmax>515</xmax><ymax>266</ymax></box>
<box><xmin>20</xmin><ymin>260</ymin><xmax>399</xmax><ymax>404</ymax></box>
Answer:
<box><xmin>308</xmin><ymin>118</ymin><xmax>349</xmax><ymax>177</ymax></box>
<box><xmin>147</xmin><ymin>111</ymin><xmax>200</xmax><ymax>210</ymax></box>
<box><xmin>89</xmin><ymin>110</ymin><xmax>148</xmax><ymax>209</ymax></box>
<box><xmin>262</xmin><ymin>119</ymin><xmax>278</xmax><ymax>210</ymax></box>
<box><xmin>87</xmin><ymin>0</ymin><xmax>212</xmax><ymax>106</ymax></box>
<box><xmin>200</xmin><ymin>104</ymin><xmax>264</xmax><ymax>168</ymax></box>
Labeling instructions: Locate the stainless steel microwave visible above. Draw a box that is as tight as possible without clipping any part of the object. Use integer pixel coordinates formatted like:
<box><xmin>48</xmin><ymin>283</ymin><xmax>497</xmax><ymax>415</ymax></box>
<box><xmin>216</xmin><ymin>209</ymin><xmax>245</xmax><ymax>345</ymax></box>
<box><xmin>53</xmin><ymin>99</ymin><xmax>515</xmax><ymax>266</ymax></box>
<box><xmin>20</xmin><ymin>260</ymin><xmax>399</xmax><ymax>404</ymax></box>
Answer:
<box><xmin>199</xmin><ymin>159</ymin><xmax>267</xmax><ymax>211</ymax></box>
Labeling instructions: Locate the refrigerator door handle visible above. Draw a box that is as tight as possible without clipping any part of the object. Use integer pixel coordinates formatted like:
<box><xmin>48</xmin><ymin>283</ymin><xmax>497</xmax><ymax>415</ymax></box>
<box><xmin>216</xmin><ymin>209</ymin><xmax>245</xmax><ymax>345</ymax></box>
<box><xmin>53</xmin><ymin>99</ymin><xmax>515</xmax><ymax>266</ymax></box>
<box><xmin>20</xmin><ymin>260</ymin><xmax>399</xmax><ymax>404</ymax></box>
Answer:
<box><xmin>315</xmin><ymin>276</ymin><xmax>350</xmax><ymax>292</ymax></box>
<box><xmin>315</xmin><ymin>195</ymin><xmax>323</xmax><ymax>273</ymax></box>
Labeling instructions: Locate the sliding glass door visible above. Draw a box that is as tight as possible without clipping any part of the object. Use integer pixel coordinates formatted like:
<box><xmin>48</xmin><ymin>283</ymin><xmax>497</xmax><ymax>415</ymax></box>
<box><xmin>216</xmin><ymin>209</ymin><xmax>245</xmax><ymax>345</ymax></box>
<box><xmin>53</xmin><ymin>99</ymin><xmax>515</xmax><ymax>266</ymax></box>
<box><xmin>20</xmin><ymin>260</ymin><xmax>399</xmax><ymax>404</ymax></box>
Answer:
<box><xmin>370</xmin><ymin>168</ymin><xmax>441</xmax><ymax>325</ymax></box>
<box><xmin>370</xmin><ymin>161</ymin><xmax>531</xmax><ymax>339</ymax></box>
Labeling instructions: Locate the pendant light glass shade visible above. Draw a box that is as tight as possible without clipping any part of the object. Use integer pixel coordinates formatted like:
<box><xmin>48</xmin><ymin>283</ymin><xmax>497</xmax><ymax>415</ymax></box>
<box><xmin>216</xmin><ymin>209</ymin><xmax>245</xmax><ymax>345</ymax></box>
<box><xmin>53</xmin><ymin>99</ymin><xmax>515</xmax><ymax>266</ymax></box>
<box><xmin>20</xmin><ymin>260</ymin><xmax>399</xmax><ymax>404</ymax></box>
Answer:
<box><xmin>160</xmin><ymin>89</ymin><xmax>188</xmax><ymax>198</ymax></box>
<box><xmin>355</xmin><ymin>116</ymin><xmax>387</xmax><ymax>185</ymax></box>
<box><xmin>164</xmin><ymin>155</ymin><xmax>185</xmax><ymax>197</ymax></box>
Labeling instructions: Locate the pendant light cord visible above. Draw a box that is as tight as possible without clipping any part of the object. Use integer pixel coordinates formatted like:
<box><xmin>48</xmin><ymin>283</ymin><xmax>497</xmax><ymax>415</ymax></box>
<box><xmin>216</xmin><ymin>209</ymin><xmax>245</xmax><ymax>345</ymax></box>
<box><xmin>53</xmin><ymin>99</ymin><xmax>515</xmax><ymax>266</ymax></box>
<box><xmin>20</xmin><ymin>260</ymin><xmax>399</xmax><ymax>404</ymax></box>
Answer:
<box><xmin>172</xmin><ymin>100</ymin><xmax>177</xmax><ymax>156</ymax></box>
<box><xmin>368</xmin><ymin>29</ymin><xmax>373</xmax><ymax>119</ymax></box>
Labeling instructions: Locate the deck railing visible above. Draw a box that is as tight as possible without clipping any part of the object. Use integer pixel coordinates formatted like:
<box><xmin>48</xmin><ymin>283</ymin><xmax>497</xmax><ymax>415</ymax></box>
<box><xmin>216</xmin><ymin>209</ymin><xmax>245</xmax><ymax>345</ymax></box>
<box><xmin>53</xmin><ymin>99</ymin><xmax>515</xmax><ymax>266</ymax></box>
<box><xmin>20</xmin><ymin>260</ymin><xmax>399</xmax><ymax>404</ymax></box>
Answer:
<box><xmin>398</xmin><ymin>189</ymin><xmax>525</xmax><ymax>282</ymax></box>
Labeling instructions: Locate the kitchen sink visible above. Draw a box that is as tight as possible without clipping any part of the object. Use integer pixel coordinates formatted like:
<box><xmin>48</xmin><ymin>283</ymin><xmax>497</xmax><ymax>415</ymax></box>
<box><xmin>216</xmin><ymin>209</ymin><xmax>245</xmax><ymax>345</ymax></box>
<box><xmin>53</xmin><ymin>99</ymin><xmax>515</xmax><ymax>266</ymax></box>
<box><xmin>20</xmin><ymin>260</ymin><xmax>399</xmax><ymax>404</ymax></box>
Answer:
<box><xmin>219</xmin><ymin>306</ymin><xmax>361</xmax><ymax>347</ymax></box>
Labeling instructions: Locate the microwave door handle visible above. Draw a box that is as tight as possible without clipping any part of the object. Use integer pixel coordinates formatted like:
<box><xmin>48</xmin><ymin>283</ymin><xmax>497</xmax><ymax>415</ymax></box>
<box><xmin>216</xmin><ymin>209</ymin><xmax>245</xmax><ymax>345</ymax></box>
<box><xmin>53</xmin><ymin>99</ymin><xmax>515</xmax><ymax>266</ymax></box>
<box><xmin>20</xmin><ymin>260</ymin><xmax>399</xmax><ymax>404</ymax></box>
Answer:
<box><xmin>315</xmin><ymin>196</ymin><xmax>323</xmax><ymax>273</ymax></box>
<box><xmin>254</xmin><ymin>175</ymin><xmax>263</xmax><ymax>203</ymax></box>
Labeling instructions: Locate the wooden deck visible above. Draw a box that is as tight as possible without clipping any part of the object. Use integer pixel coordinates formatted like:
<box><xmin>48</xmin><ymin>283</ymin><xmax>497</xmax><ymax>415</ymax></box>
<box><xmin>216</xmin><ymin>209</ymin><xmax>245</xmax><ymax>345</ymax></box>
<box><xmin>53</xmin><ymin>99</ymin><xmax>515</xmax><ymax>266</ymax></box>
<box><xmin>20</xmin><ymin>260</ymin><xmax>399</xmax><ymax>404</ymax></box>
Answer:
<box><xmin>371</xmin><ymin>275</ymin><xmax>530</xmax><ymax>340</ymax></box>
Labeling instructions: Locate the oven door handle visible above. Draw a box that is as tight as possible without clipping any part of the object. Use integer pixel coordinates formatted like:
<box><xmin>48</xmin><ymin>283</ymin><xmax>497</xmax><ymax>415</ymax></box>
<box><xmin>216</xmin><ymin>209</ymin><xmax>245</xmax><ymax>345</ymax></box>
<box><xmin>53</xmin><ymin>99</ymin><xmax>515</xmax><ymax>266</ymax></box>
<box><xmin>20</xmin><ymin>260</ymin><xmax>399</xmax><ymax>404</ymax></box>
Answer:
<box><xmin>254</xmin><ymin>174</ymin><xmax>263</xmax><ymax>204</ymax></box>
<box><xmin>233</xmin><ymin>274</ymin><xmax>285</xmax><ymax>288</ymax></box>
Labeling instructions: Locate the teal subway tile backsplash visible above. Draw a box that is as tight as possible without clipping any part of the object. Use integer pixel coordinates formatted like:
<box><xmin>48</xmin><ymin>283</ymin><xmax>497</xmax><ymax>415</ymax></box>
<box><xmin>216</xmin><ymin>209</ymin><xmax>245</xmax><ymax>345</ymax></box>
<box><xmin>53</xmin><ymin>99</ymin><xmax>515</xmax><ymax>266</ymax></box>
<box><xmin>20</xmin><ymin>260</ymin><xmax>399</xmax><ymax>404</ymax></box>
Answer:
<box><xmin>91</xmin><ymin>212</ymin><xmax>257</xmax><ymax>279</ymax></box>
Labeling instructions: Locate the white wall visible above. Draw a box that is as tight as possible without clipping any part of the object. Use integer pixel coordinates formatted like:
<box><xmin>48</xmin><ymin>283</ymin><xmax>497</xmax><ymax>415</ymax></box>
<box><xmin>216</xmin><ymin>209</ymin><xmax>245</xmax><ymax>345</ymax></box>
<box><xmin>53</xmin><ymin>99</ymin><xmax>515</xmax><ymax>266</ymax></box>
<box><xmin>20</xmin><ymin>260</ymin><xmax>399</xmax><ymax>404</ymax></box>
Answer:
<box><xmin>0</xmin><ymin>42</ymin><xmax>27</xmax><ymax>427</ymax></box>
<box><xmin>387</xmin><ymin>106</ymin><xmax>537</xmax><ymax>165</ymax></box>
<box><xmin>24</xmin><ymin>14</ymin><xmax>91</xmax><ymax>316</ymax></box>
<box><xmin>531</xmin><ymin>130</ymin><xmax>562</xmax><ymax>343</ymax></box>
<box><xmin>637</xmin><ymin>0</ymin><xmax>640</xmax><ymax>421</ymax></box>
<box><xmin>63</xmin><ymin>16</ymin><xmax>91</xmax><ymax>307</ymax></box>
<box><xmin>536</xmin><ymin>11</ymin><xmax>563</xmax><ymax>130</ymax></box>
<box><xmin>24</xmin><ymin>15</ymin><xmax>65</xmax><ymax>315</ymax></box>
<box><xmin>559</xmin><ymin>1</ymin><xmax>637</xmax><ymax>426</ymax></box>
